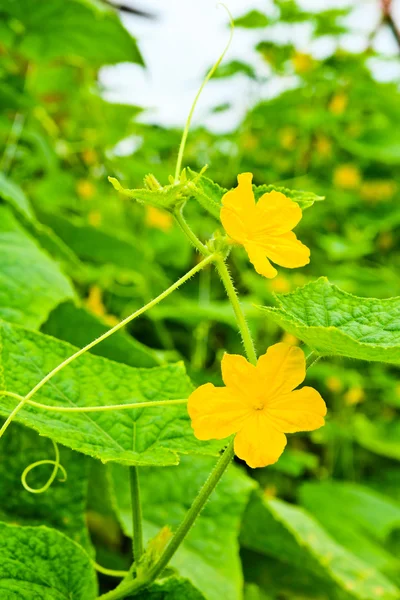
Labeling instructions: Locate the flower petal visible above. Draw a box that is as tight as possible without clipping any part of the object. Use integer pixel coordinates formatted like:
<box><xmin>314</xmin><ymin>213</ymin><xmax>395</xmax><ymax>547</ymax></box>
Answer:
<box><xmin>221</xmin><ymin>173</ymin><xmax>255</xmax><ymax>243</ymax></box>
<box><xmin>244</xmin><ymin>243</ymin><xmax>278</xmax><ymax>278</ymax></box>
<box><xmin>256</xmin><ymin>343</ymin><xmax>306</xmax><ymax>395</ymax></box>
<box><xmin>263</xmin><ymin>231</ymin><xmax>310</xmax><ymax>268</ymax></box>
<box><xmin>252</xmin><ymin>191</ymin><xmax>302</xmax><ymax>237</ymax></box>
<box><xmin>221</xmin><ymin>353</ymin><xmax>258</xmax><ymax>404</ymax></box>
<box><xmin>266</xmin><ymin>387</ymin><xmax>327</xmax><ymax>433</ymax></box>
<box><xmin>234</xmin><ymin>414</ymin><xmax>287</xmax><ymax>468</ymax></box>
<box><xmin>188</xmin><ymin>383</ymin><xmax>251</xmax><ymax>440</ymax></box>
<box><xmin>220</xmin><ymin>206</ymin><xmax>248</xmax><ymax>243</ymax></box>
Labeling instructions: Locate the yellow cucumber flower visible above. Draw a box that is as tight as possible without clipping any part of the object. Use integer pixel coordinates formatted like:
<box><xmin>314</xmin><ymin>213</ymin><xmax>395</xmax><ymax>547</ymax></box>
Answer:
<box><xmin>188</xmin><ymin>343</ymin><xmax>326</xmax><ymax>468</ymax></box>
<box><xmin>221</xmin><ymin>173</ymin><xmax>310</xmax><ymax>278</ymax></box>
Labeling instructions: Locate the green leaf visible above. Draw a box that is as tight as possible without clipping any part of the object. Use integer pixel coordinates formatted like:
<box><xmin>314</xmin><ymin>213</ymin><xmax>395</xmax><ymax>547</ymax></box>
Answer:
<box><xmin>353</xmin><ymin>414</ymin><xmax>400</xmax><ymax>461</ymax></box>
<box><xmin>126</xmin><ymin>576</ymin><xmax>206</xmax><ymax>600</ymax></box>
<box><xmin>0</xmin><ymin>320</ymin><xmax>222</xmax><ymax>466</ymax></box>
<box><xmin>299</xmin><ymin>482</ymin><xmax>400</xmax><ymax>575</ymax></box>
<box><xmin>234</xmin><ymin>10</ymin><xmax>269</xmax><ymax>28</ymax></box>
<box><xmin>43</xmin><ymin>301</ymin><xmax>162</xmax><ymax>368</ymax></box>
<box><xmin>0</xmin><ymin>205</ymin><xmax>75</xmax><ymax>328</ymax></box>
<box><xmin>1</xmin><ymin>0</ymin><xmax>143</xmax><ymax>66</ymax></box>
<box><xmin>214</xmin><ymin>60</ymin><xmax>256</xmax><ymax>79</ymax></box>
<box><xmin>0</xmin><ymin>522</ymin><xmax>97</xmax><ymax>599</ymax></box>
<box><xmin>0</xmin><ymin>423</ymin><xmax>92</xmax><ymax>552</ymax></box>
<box><xmin>108</xmin><ymin>170</ymin><xmax>199</xmax><ymax>211</ymax></box>
<box><xmin>185</xmin><ymin>169</ymin><xmax>323</xmax><ymax>220</ymax></box>
<box><xmin>111</xmin><ymin>455</ymin><xmax>256</xmax><ymax>600</ymax></box>
<box><xmin>261</xmin><ymin>277</ymin><xmax>400</xmax><ymax>364</ymax></box>
<box><xmin>0</xmin><ymin>172</ymin><xmax>35</xmax><ymax>221</ymax></box>
<box><xmin>253</xmin><ymin>184</ymin><xmax>324</xmax><ymax>210</ymax></box>
<box><xmin>185</xmin><ymin>169</ymin><xmax>227</xmax><ymax>220</ymax></box>
<box><xmin>240</xmin><ymin>492</ymin><xmax>400</xmax><ymax>600</ymax></box>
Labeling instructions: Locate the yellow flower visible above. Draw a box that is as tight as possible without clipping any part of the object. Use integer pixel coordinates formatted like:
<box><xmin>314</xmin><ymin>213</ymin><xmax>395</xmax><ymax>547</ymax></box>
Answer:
<box><xmin>188</xmin><ymin>343</ymin><xmax>326</xmax><ymax>468</ymax></box>
<box><xmin>77</xmin><ymin>179</ymin><xmax>95</xmax><ymax>199</ymax></box>
<box><xmin>146</xmin><ymin>206</ymin><xmax>173</xmax><ymax>231</ymax></box>
<box><xmin>333</xmin><ymin>165</ymin><xmax>361</xmax><ymax>190</ymax></box>
<box><xmin>221</xmin><ymin>173</ymin><xmax>310</xmax><ymax>279</ymax></box>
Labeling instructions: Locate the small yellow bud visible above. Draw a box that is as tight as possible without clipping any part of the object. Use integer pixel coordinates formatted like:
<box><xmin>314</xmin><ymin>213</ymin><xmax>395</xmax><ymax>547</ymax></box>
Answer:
<box><xmin>326</xmin><ymin>376</ymin><xmax>343</xmax><ymax>393</ymax></box>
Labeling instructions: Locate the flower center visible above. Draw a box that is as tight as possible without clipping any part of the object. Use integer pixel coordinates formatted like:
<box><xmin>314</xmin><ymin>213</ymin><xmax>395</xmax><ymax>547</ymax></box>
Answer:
<box><xmin>253</xmin><ymin>400</ymin><xmax>265</xmax><ymax>411</ymax></box>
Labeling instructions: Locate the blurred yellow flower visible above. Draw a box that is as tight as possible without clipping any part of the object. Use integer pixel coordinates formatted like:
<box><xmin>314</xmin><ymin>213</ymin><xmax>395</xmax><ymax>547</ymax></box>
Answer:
<box><xmin>221</xmin><ymin>173</ymin><xmax>310</xmax><ymax>279</ymax></box>
<box><xmin>326</xmin><ymin>376</ymin><xmax>343</xmax><ymax>393</ymax></box>
<box><xmin>77</xmin><ymin>179</ymin><xmax>95</xmax><ymax>199</ymax></box>
<box><xmin>188</xmin><ymin>343</ymin><xmax>326</xmax><ymax>468</ymax></box>
<box><xmin>333</xmin><ymin>165</ymin><xmax>361</xmax><ymax>190</ymax></box>
<box><xmin>315</xmin><ymin>135</ymin><xmax>332</xmax><ymax>157</ymax></box>
<box><xmin>279</xmin><ymin>127</ymin><xmax>297</xmax><ymax>150</ymax></box>
<box><xmin>88</xmin><ymin>210</ymin><xmax>102</xmax><ymax>227</ymax></box>
<box><xmin>344</xmin><ymin>386</ymin><xmax>365</xmax><ymax>406</ymax></box>
<box><xmin>360</xmin><ymin>180</ymin><xmax>397</xmax><ymax>203</ymax></box>
<box><xmin>270</xmin><ymin>274</ymin><xmax>291</xmax><ymax>293</ymax></box>
<box><xmin>329</xmin><ymin>93</ymin><xmax>348</xmax><ymax>115</ymax></box>
<box><xmin>146</xmin><ymin>206</ymin><xmax>173</xmax><ymax>231</ymax></box>
<box><xmin>292</xmin><ymin>52</ymin><xmax>314</xmax><ymax>74</ymax></box>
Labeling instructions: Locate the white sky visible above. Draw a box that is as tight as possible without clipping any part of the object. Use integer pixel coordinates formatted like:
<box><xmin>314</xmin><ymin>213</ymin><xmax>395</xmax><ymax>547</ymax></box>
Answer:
<box><xmin>101</xmin><ymin>0</ymin><xmax>400</xmax><ymax>133</ymax></box>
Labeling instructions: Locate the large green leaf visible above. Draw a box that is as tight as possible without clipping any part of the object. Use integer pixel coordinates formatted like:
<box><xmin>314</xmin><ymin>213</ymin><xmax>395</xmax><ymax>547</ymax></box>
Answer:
<box><xmin>0</xmin><ymin>522</ymin><xmax>97</xmax><ymax>599</ymax></box>
<box><xmin>261</xmin><ymin>277</ymin><xmax>400</xmax><ymax>364</ymax></box>
<box><xmin>0</xmin><ymin>320</ymin><xmax>221</xmax><ymax>466</ymax></box>
<box><xmin>122</xmin><ymin>576</ymin><xmax>206</xmax><ymax>600</ymax></box>
<box><xmin>240</xmin><ymin>492</ymin><xmax>400</xmax><ymax>600</ymax></box>
<box><xmin>0</xmin><ymin>205</ymin><xmax>75</xmax><ymax>328</ymax></box>
<box><xmin>0</xmin><ymin>423</ymin><xmax>92</xmax><ymax>552</ymax></box>
<box><xmin>111</xmin><ymin>456</ymin><xmax>255</xmax><ymax>600</ymax></box>
<box><xmin>0</xmin><ymin>0</ymin><xmax>143</xmax><ymax>66</ymax></box>
<box><xmin>43</xmin><ymin>302</ymin><xmax>163</xmax><ymax>368</ymax></box>
<box><xmin>0</xmin><ymin>172</ymin><xmax>35</xmax><ymax>221</ymax></box>
<box><xmin>299</xmin><ymin>482</ymin><xmax>400</xmax><ymax>576</ymax></box>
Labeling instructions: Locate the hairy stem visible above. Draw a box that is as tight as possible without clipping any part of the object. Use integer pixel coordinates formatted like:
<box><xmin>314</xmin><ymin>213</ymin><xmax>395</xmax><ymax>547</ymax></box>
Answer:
<box><xmin>215</xmin><ymin>258</ymin><xmax>257</xmax><ymax>365</ymax></box>
<box><xmin>130</xmin><ymin>466</ymin><xmax>144</xmax><ymax>562</ymax></box>
<box><xmin>0</xmin><ymin>253</ymin><xmax>216</xmax><ymax>440</ymax></box>
<box><xmin>174</xmin><ymin>207</ymin><xmax>208</xmax><ymax>255</ymax></box>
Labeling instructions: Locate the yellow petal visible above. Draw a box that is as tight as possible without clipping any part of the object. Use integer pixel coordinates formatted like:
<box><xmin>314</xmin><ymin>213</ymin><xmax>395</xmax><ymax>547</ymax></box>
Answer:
<box><xmin>220</xmin><ymin>173</ymin><xmax>255</xmax><ymax>242</ymax></box>
<box><xmin>234</xmin><ymin>414</ymin><xmax>287</xmax><ymax>468</ymax></box>
<box><xmin>266</xmin><ymin>387</ymin><xmax>327</xmax><ymax>433</ymax></box>
<box><xmin>188</xmin><ymin>383</ymin><xmax>251</xmax><ymax>440</ymax></box>
<box><xmin>222</xmin><ymin>172</ymin><xmax>255</xmax><ymax>213</ymax></box>
<box><xmin>263</xmin><ymin>231</ymin><xmax>310</xmax><ymax>268</ymax></box>
<box><xmin>220</xmin><ymin>205</ymin><xmax>248</xmax><ymax>243</ymax></box>
<box><xmin>221</xmin><ymin>353</ymin><xmax>258</xmax><ymax>404</ymax></box>
<box><xmin>244</xmin><ymin>243</ymin><xmax>278</xmax><ymax>278</ymax></box>
<box><xmin>256</xmin><ymin>343</ymin><xmax>306</xmax><ymax>396</ymax></box>
<box><xmin>252</xmin><ymin>191</ymin><xmax>302</xmax><ymax>237</ymax></box>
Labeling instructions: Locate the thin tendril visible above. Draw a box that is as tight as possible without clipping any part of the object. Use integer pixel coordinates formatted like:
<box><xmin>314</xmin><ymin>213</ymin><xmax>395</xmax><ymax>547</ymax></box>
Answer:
<box><xmin>21</xmin><ymin>440</ymin><xmax>67</xmax><ymax>494</ymax></box>
<box><xmin>25</xmin><ymin>398</ymin><xmax>188</xmax><ymax>413</ymax></box>
<box><xmin>92</xmin><ymin>561</ymin><xmax>129</xmax><ymax>578</ymax></box>
<box><xmin>0</xmin><ymin>252</ymin><xmax>216</xmax><ymax>441</ymax></box>
<box><xmin>174</xmin><ymin>3</ymin><xmax>234</xmax><ymax>182</ymax></box>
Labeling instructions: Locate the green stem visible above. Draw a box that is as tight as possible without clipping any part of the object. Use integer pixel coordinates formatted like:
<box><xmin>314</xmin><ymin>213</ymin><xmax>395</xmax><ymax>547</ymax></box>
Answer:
<box><xmin>173</xmin><ymin>6</ymin><xmax>234</xmax><ymax>182</ymax></box>
<box><xmin>174</xmin><ymin>207</ymin><xmax>208</xmax><ymax>255</ymax></box>
<box><xmin>215</xmin><ymin>258</ymin><xmax>257</xmax><ymax>365</ymax></box>
<box><xmin>130</xmin><ymin>466</ymin><xmax>144</xmax><ymax>562</ymax></box>
<box><xmin>98</xmin><ymin>441</ymin><xmax>235</xmax><ymax>600</ymax></box>
<box><xmin>0</xmin><ymin>253</ymin><xmax>216</xmax><ymax>440</ymax></box>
